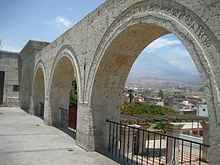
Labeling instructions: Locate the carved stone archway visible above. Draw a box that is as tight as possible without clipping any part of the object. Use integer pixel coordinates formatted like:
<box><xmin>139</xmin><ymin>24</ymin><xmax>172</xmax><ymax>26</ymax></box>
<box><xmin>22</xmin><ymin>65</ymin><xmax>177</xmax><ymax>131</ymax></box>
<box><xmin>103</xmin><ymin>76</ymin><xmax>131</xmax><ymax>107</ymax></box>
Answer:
<box><xmin>87</xmin><ymin>1</ymin><xmax>220</xmax><ymax>163</ymax></box>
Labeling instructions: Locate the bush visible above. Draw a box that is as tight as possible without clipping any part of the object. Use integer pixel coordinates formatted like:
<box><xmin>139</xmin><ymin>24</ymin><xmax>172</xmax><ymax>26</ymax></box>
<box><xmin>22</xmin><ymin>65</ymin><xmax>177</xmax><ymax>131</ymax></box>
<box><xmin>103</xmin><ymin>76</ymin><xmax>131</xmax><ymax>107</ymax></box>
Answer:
<box><xmin>69</xmin><ymin>79</ymin><xmax>77</xmax><ymax>106</ymax></box>
<box><xmin>121</xmin><ymin>102</ymin><xmax>176</xmax><ymax>115</ymax></box>
<box><xmin>153</xmin><ymin>122</ymin><xmax>166</xmax><ymax>131</ymax></box>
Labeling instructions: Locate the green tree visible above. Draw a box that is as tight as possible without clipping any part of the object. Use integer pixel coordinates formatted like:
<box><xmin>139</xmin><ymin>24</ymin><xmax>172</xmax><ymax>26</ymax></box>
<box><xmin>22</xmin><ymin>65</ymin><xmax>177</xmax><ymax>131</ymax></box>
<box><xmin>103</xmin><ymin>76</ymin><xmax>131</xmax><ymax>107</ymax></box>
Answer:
<box><xmin>121</xmin><ymin>102</ymin><xmax>176</xmax><ymax>115</ymax></box>
<box><xmin>69</xmin><ymin>78</ymin><xmax>77</xmax><ymax>105</ymax></box>
<box><xmin>158</xmin><ymin>90</ymin><xmax>164</xmax><ymax>98</ymax></box>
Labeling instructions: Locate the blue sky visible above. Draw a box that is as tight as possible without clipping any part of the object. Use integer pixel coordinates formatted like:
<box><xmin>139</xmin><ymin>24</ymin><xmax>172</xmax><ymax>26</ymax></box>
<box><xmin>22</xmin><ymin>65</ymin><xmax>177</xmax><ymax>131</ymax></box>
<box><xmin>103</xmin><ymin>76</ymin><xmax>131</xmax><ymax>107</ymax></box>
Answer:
<box><xmin>0</xmin><ymin>0</ymin><xmax>199</xmax><ymax>75</ymax></box>
<box><xmin>0</xmin><ymin>0</ymin><xmax>105</xmax><ymax>51</ymax></box>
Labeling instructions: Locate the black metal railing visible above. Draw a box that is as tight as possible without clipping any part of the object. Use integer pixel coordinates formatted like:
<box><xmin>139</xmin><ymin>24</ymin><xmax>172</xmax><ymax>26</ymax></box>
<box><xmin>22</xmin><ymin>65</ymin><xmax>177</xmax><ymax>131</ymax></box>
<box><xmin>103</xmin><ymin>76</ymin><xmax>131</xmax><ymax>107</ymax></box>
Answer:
<box><xmin>59</xmin><ymin>107</ymin><xmax>68</xmax><ymax>111</ymax></box>
<box><xmin>106</xmin><ymin>120</ymin><xmax>209</xmax><ymax>165</ymax></box>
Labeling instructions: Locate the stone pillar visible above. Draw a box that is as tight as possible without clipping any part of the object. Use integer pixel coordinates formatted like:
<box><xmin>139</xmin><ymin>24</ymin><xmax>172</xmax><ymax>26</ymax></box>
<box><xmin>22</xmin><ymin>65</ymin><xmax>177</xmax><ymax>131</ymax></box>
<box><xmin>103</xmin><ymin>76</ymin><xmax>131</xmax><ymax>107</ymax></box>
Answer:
<box><xmin>60</xmin><ymin>108</ymin><xmax>68</xmax><ymax>128</ymax></box>
<box><xmin>166</xmin><ymin>123</ymin><xmax>184</xmax><ymax>165</ymax></box>
<box><xmin>76</xmin><ymin>103</ymin><xmax>95</xmax><ymax>151</ymax></box>
<box><xmin>43</xmin><ymin>96</ymin><xmax>52</xmax><ymax>126</ymax></box>
<box><xmin>200</xmin><ymin>121</ymin><xmax>209</xmax><ymax>161</ymax></box>
<box><xmin>29</xmin><ymin>95</ymin><xmax>34</xmax><ymax>115</ymax></box>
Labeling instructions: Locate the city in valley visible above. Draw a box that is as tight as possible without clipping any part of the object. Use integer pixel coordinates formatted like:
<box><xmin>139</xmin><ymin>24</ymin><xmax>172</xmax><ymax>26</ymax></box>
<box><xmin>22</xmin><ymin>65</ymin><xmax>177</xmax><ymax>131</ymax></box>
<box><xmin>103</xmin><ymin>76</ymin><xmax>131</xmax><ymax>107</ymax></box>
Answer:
<box><xmin>124</xmin><ymin>78</ymin><xmax>207</xmax><ymax>118</ymax></box>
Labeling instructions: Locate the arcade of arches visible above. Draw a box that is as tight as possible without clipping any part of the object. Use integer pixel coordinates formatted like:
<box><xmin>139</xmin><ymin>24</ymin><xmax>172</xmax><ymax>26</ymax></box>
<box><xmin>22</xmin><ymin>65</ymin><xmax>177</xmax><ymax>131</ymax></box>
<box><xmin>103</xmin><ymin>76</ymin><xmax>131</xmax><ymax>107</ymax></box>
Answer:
<box><xmin>18</xmin><ymin>0</ymin><xmax>220</xmax><ymax>164</ymax></box>
<box><xmin>33</xmin><ymin>67</ymin><xmax>45</xmax><ymax>119</ymax></box>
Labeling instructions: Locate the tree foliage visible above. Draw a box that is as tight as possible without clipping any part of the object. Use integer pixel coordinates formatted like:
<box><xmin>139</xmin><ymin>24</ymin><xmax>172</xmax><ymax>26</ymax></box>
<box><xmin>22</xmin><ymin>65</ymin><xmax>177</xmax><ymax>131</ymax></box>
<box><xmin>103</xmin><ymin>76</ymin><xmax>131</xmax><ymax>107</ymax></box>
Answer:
<box><xmin>158</xmin><ymin>90</ymin><xmax>164</xmax><ymax>98</ymax></box>
<box><xmin>153</xmin><ymin>122</ymin><xmax>166</xmax><ymax>131</ymax></box>
<box><xmin>121</xmin><ymin>102</ymin><xmax>176</xmax><ymax>115</ymax></box>
<box><xmin>69</xmin><ymin>78</ymin><xmax>77</xmax><ymax>105</ymax></box>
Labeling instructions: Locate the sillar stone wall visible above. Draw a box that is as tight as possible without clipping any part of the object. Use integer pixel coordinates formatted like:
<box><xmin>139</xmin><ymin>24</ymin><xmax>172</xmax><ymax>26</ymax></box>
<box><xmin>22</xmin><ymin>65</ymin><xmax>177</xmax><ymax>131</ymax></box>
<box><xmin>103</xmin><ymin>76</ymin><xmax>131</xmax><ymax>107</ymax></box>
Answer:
<box><xmin>0</xmin><ymin>50</ymin><xmax>19</xmax><ymax>106</ymax></box>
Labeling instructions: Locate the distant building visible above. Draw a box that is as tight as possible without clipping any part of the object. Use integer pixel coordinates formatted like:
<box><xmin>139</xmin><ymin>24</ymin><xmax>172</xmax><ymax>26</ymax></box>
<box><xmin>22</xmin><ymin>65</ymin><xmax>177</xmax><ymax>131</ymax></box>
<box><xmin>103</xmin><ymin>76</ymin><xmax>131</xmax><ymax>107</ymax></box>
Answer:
<box><xmin>144</xmin><ymin>96</ymin><xmax>164</xmax><ymax>106</ymax></box>
<box><xmin>133</xmin><ymin>95</ymin><xmax>144</xmax><ymax>103</ymax></box>
<box><xmin>178</xmin><ymin>99</ymin><xmax>208</xmax><ymax>117</ymax></box>
<box><xmin>179</xmin><ymin>101</ymin><xmax>196</xmax><ymax>115</ymax></box>
<box><xmin>197</xmin><ymin>103</ymin><xmax>208</xmax><ymax>117</ymax></box>
<box><xmin>0</xmin><ymin>50</ymin><xmax>19</xmax><ymax>106</ymax></box>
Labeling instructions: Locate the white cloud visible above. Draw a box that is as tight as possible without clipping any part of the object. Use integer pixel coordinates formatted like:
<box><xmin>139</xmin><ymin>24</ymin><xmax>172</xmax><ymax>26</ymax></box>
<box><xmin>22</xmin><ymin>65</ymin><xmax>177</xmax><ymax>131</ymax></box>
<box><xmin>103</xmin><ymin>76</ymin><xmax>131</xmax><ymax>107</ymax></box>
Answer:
<box><xmin>144</xmin><ymin>38</ymin><xmax>181</xmax><ymax>52</ymax></box>
<box><xmin>1</xmin><ymin>45</ymin><xmax>20</xmax><ymax>52</ymax></box>
<box><xmin>162</xmin><ymin>47</ymin><xmax>198</xmax><ymax>73</ymax></box>
<box><xmin>49</xmin><ymin>16</ymin><xmax>72</xmax><ymax>28</ymax></box>
<box><xmin>0</xmin><ymin>36</ymin><xmax>20</xmax><ymax>52</ymax></box>
<box><xmin>168</xmin><ymin>59</ymin><xmax>198</xmax><ymax>73</ymax></box>
<box><xmin>169</xmin><ymin>47</ymin><xmax>190</xmax><ymax>57</ymax></box>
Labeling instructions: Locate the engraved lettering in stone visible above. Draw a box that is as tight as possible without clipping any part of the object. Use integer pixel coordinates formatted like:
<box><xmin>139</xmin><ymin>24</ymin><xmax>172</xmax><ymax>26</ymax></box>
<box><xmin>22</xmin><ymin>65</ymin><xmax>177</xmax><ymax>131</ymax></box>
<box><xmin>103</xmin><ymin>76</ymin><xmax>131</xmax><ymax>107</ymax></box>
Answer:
<box><xmin>197</xmin><ymin>29</ymin><xmax>204</xmax><ymax>38</ymax></box>
<box><xmin>173</xmin><ymin>8</ymin><xmax>180</xmax><ymax>17</ymax></box>
<box><xmin>146</xmin><ymin>2</ymin><xmax>212</xmax><ymax>48</ymax></box>
<box><xmin>205</xmin><ymin>41</ymin><xmax>211</xmax><ymax>47</ymax></box>
<box><xmin>195</xmin><ymin>25</ymin><xmax>203</xmax><ymax>34</ymax></box>
<box><xmin>201</xmin><ymin>34</ymin><xmax>211</xmax><ymax>47</ymax></box>
<box><xmin>178</xmin><ymin>10</ymin><xmax>186</xmax><ymax>19</ymax></box>
<box><xmin>114</xmin><ymin>2</ymin><xmax>211</xmax><ymax>48</ymax></box>
<box><xmin>190</xmin><ymin>22</ymin><xmax>196</xmax><ymax>31</ymax></box>
<box><xmin>185</xmin><ymin>15</ymin><xmax>193</xmax><ymax>26</ymax></box>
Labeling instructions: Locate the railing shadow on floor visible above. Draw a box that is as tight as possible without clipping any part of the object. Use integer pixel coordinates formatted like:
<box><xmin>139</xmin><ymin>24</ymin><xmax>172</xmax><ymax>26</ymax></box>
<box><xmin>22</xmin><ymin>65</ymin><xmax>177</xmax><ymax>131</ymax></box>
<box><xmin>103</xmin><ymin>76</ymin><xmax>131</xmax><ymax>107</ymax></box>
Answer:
<box><xmin>59</xmin><ymin>126</ymin><xmax>76</xmax><ymax>139</ymax></box>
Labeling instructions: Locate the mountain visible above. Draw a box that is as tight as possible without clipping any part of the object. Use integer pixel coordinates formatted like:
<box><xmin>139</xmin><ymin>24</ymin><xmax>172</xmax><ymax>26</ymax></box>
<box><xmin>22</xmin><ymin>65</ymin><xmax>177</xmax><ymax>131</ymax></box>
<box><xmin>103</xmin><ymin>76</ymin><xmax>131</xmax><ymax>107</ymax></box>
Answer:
<box><xmin>127</xmin><ymin>52</ymin><xmax>201</xmax><ymax>87</ymax></box>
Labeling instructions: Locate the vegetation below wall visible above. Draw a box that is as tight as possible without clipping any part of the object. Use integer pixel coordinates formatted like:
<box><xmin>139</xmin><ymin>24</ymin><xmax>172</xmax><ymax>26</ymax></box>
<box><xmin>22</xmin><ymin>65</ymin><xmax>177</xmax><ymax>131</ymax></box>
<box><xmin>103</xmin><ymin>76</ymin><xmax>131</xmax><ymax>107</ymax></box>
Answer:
<box><xmin>121</xmin><ymin>102</ymin><xmax>177</xmax><ymax>131</ymax></box>
<box><xmin>121</xmin><ymin>102</ymin><xmax>176</xmax><ymax>115</ymax></box>
<box><xmin>69</xmin><ymin>79</ymin><xmax>77</xmax><ymax>106</ymax></box>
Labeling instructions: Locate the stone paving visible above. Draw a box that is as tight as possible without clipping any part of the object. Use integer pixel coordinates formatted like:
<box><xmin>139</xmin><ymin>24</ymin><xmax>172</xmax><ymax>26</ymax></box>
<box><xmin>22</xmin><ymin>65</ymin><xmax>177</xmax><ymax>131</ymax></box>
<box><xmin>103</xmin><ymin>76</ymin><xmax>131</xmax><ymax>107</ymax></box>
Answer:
<box><xmin>0</xmin><ymin>107</ymin><xmax>118</xmax><ymax>165</ymax></box>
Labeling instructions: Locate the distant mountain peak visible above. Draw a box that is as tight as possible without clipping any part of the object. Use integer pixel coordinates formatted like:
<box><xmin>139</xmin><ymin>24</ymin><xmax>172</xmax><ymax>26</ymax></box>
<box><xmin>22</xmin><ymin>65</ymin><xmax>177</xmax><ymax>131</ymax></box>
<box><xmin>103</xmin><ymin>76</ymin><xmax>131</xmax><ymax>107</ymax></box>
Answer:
<box><xmin>127</xmin><ymin>51</ymin><xmax>201</xmax><ymax>87</ymax></box>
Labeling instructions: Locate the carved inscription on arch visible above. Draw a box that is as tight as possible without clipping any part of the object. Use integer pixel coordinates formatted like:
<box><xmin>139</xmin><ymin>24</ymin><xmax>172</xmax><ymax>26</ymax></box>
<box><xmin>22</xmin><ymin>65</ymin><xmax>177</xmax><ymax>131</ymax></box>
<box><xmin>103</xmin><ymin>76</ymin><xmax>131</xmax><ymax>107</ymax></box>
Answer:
<box><xmin>89</xmin><ymin>0</ymin><xmax>217</xmax><ymax>104</ymax></box>
<box><xmin>149</xmin><ymin>2</ymin><xmax>211</xmax><ymax>48</ymax></box>
<box><xmin>102</xmin><ymin>1</ymin><xmax>213</xmax><ymax>49</ymax></box>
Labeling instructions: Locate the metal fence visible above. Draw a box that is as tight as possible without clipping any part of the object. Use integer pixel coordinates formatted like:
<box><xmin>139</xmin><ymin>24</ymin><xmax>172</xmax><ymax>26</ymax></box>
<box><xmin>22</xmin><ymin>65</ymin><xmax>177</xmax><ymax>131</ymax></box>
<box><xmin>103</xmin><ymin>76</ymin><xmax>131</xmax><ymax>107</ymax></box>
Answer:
<box><xmin>106</xmin><ymin>120</ymin><xmax>209</xmax><ymax>165</ymax></box>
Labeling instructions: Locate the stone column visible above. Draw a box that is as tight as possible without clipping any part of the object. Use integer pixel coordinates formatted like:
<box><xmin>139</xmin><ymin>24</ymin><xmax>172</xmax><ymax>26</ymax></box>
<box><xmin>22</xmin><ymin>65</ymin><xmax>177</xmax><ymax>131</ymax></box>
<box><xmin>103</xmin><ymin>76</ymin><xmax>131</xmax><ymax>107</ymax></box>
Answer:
<box><xmin>76</xmin><ymin>103</ymin><xmax>95</xmax><ymax>151</ymax></box>
<box><xmin>43</xmin><ymin>96</ymin><xmax>52</xmax><ymax>126</ymax></box>
<box><xmin>200</xmin><ymin>121</ymin><xmax>209</xmax><ymax>161</ymax></box>
<box><xmin>166</xmin><ymin>123</ymin><xmax>184</xmax><ymax>165</ymax></box>
<box><xmin>29</xmin><ymin>95</ymin><xmax>35</xmax><ymax>115</ymax></box>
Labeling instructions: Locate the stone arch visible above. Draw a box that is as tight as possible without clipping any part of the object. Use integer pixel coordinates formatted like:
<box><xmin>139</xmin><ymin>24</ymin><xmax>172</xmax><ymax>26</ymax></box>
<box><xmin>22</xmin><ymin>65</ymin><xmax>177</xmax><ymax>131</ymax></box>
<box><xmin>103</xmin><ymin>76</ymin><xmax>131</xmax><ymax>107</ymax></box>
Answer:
<box><xmin>20</xmin><ymin>66</ymin><xmax>32</xmax><ymax>112</ymax></box>
<box><xmin>48</xmin><ymin>46</ymin><xmax>81</xmax><ymax>129</ymax></box>
<box><xmin>88</xmin><ymin>0</ymin><xmax>220</xmax><ymax>158</ymax></box>
<box><xmin>32</xmin><ymin>61</ymin><xmax>46</xmax><ymax>119</ymax></box>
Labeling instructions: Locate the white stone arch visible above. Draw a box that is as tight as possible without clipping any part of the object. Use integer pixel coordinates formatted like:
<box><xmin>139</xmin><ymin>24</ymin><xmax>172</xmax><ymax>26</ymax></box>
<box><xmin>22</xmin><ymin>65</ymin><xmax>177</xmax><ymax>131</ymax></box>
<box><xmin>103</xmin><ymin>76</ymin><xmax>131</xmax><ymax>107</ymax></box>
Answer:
<box><xmin>48</xmin><ymin>45</ymin><xmax>81</xmax><ymax>128</ymax></box>
<box><xmin>48</xmin><ymin>45</ymin><xmax>82</xmax><ymax>99</ymax></box>
<box><xmin>87</xmin><ymin>0</ymin><xmax>220</xmax><ymax>158</ymax></box>
<box><xmin>32</xmin><ymin>60</ymin><xmax>46</xmax><ymax>118</ymax></box>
